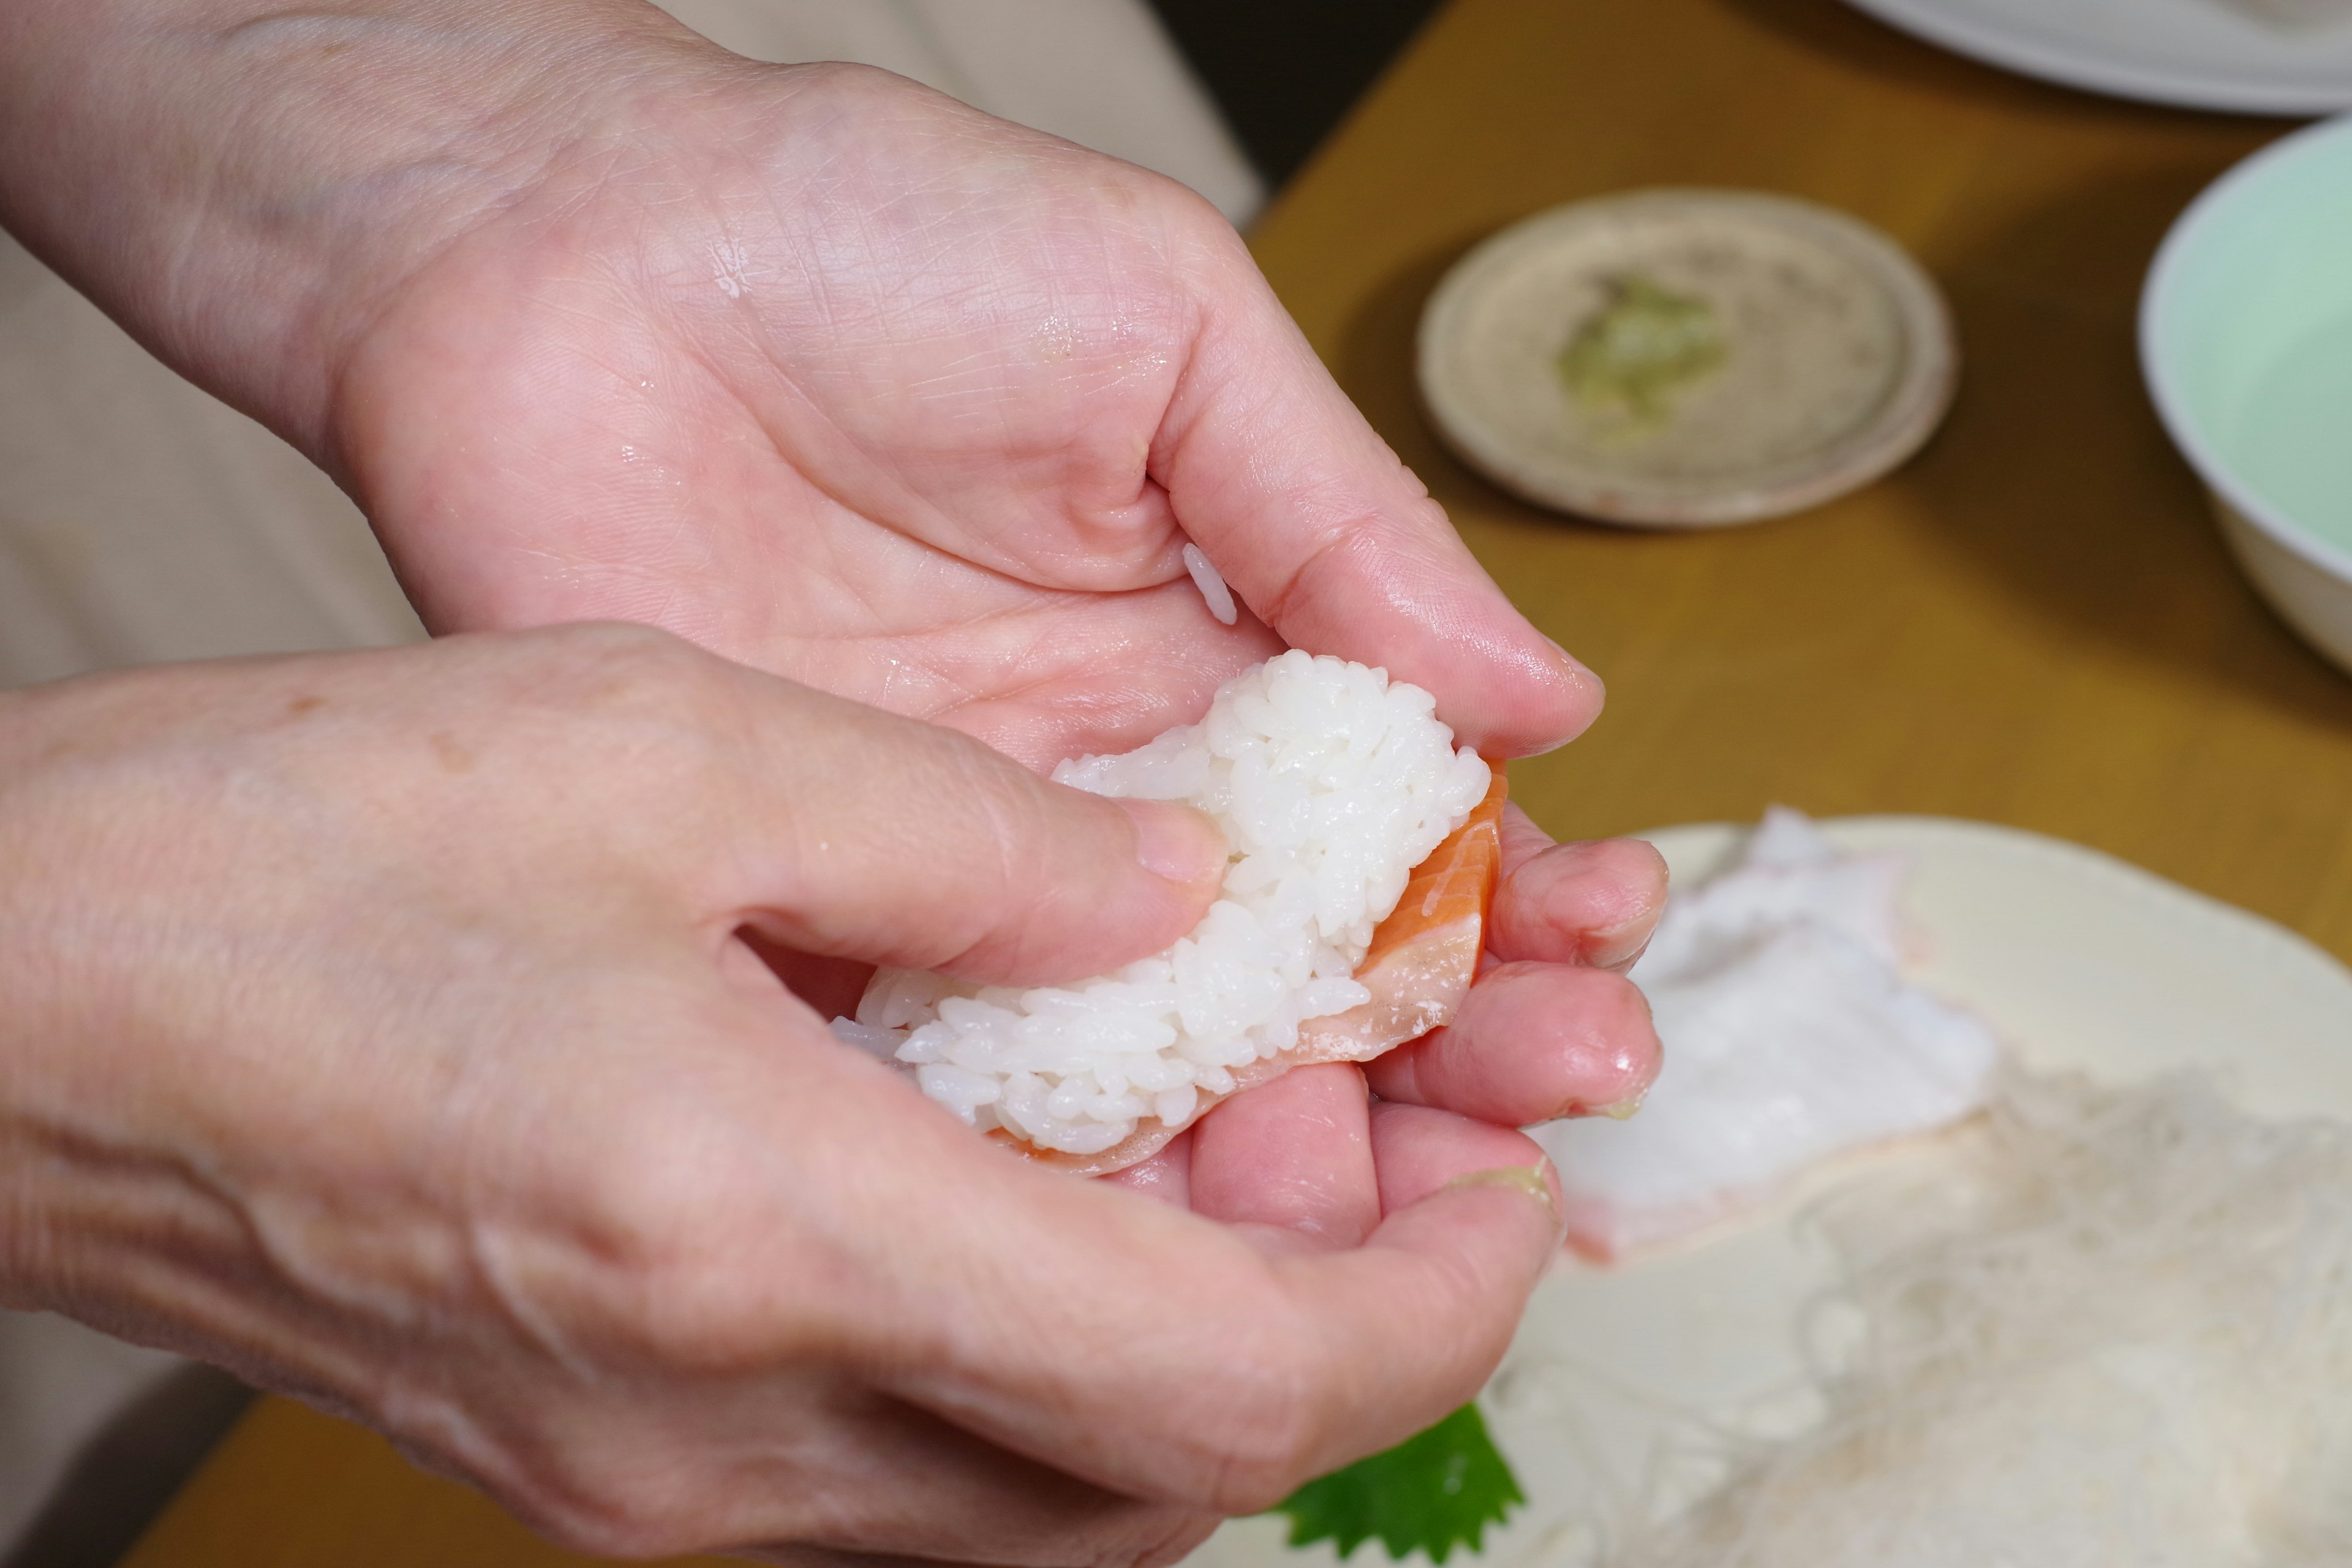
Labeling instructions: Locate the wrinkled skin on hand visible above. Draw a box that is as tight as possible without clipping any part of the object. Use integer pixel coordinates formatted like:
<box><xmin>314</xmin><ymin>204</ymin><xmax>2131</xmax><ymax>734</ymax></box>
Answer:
<box><xmin>0</xmin><ymin>627</ymin><xmax>1572</xmax><ymax>1566</ymax></box>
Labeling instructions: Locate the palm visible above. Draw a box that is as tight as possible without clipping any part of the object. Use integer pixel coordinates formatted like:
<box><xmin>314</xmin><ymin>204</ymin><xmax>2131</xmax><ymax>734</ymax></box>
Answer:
<box><xmin>337</xmin><ymin>64</ymin><xmax>1295</xmax><ymax>767</ymax></box>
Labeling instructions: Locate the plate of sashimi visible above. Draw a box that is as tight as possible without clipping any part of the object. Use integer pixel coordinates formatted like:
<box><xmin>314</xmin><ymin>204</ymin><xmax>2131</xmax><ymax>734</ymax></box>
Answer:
<box><xmin>836</xmin><ymin>646</ymin><xmax>2352</xmax><ymax>1567</ymax></box>
<box><xmin>1193</xmin><ymin>802</ymin><xmax>2352</xmax><ymax>1567</ymax></box>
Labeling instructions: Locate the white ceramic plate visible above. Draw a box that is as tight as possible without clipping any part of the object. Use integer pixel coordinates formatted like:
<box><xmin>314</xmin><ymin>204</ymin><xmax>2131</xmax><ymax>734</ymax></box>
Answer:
<box><xmin>1188</xmin><ymin>816</ymin><xmax>2352</xmax><ymax>1568</ymax></box>
<box><xmin>1845</xmin><ymin>0</ymin><xmax>2352</xmax><ymax>115</ymax></box>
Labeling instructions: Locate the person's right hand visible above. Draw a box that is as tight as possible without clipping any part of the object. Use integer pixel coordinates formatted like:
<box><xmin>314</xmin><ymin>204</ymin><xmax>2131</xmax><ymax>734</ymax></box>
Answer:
<box><xmin>0</xmin><ymin>624</ymin><xmax>1566</xmax><ymax>1567</ymax></box>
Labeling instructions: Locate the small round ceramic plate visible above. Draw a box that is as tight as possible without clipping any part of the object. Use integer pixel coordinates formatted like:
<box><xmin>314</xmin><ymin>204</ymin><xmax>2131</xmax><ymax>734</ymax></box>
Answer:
<box><xmin>1417</xmin><ymin>191</ymin><xmax>1958</xmax><ymax>528</ymax></box>
<box><xmin>1185</xmin><ymin>817</ymin><xmax>2352</xmax><ymax>1567</ymax></box>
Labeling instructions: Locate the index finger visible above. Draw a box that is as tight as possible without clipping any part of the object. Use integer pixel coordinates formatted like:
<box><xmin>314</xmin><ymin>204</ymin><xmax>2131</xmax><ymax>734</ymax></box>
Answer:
<box><xmin>1154</xmin><ymin>238</ymin><xmax>1601</xmax><ymax>759</ymax></box>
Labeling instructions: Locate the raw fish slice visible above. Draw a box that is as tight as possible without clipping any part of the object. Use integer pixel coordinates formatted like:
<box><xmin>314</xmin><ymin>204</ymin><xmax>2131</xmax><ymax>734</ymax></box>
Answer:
<box><xmin>997</xmin><ymin>771</ymin><xmax>1509</xmax><ymax>1175</ymax></box>
<box><xmin>1637</xmin><ymin>806</ymin><xmax>1907</xmax><ymax>975</ymax></box>
<box><xmin>1534</xmin><ymin>809</ymin><xmax>1998</xmax><ymax>1262</ymax></box>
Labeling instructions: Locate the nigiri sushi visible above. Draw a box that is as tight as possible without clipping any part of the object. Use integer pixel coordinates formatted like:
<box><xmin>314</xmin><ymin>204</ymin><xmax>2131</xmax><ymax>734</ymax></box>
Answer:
<box><xmin>834</xmin><ymin>650</ymin><xmax>1503</xmax><ymax>1174</ymax></box>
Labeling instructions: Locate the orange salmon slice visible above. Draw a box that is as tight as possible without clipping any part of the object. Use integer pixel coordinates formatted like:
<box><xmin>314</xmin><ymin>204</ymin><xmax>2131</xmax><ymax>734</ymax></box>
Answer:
<box><xmin>999</xmin><ymin>767</ymin><xmax>1509</xmax><ymax>1175</ymax></box>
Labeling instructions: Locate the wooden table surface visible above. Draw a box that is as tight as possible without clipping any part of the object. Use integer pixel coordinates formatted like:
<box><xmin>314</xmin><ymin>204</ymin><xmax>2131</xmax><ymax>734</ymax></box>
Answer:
<box><xmin>123</xmin><ymin>0</ymin><xmax>2346</xmax><ymax>1562</ymax></box>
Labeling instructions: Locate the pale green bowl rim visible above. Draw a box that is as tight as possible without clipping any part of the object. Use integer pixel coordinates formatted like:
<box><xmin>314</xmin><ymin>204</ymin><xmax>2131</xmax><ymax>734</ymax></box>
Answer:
<box><xmin>2141</xmin><ymin>112</ymin><xmax>2352</xmax><ymax>589</ymax></box>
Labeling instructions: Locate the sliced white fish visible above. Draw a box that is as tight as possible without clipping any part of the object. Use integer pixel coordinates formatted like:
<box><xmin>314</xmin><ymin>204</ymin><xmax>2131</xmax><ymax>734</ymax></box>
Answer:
<box><xmin>1534</xmin><ymin>807</ymin><xmax>1999</xmax><ymax>1261</ymax></box>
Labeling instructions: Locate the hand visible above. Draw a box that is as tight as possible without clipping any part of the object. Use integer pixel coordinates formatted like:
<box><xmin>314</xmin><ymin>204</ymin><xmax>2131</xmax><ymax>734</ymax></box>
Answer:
<box><xmin>292</xmin><ymin>24</ymin><xmax>1668</xmax><ymax>1229</ymax></box>
<box><xmin>0</xmin><ymin>625</ymin><xmax>1572</xmax><ymax>1565</ymax></box>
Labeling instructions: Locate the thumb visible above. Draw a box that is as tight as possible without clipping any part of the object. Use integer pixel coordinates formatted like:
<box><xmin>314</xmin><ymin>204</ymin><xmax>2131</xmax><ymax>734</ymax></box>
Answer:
<box><xmin>1158</xmin><ymin>241</ymin><xmax>1602</xmax><ymax>759</ymax></box>
<box><xmin>681</xmin><ymin>652</ymin><xmax>1227</xmax><ymax>987</ymax></box>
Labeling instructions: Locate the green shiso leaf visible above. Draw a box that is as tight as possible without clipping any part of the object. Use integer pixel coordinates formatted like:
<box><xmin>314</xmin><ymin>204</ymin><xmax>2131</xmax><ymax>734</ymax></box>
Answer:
<box><xmin>1271</xmin><ymin>1404</ymin><xmax>1524</xmax><ymax>1563</ymax></box>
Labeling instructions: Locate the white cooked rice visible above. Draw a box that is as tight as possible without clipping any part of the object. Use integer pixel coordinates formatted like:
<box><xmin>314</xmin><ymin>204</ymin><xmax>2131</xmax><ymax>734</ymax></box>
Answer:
<box><xmin>832</xmin><ymin>650</ymin><xmax>1491</xmax><ymax>1155</ymax></box>
<box><xmin>1182</xmin><ymin>541</ymin><xmax>1239</xmax><ymax>625</ymax></box>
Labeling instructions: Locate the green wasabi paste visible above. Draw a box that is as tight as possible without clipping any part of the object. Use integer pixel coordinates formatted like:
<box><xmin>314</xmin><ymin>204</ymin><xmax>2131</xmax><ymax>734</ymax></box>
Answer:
<box><xmin>1558</xmin><ymin>274</ymin><xmax>1726</xmax><ymax>423</ymax></box>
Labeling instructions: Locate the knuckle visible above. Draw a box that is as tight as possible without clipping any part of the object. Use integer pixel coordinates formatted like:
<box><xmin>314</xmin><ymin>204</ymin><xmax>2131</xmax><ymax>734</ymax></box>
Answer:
<box><xmin>1582</xmin><ymin>843</ymin><xmax>1671</xmax><ymax>939</ymax></box>
<box><xmin>795</xmin><ymin>57</ymin><xmax>915</xmax><ymax>107</ymax></box>
<box><xmin>916</xmin><ymin>756</ymin><xmax>1080</xmax><ymax>970</ymax></box>
<box><xmin>635</xmin><ymin>1250</ymin><xmax>825</xmax><ymax>1374</ymax></box>
<box><xmin>1185</xmin><ymin>1308</ymin><xmax>1330</xmax><ymax>1512</ymax></box>
<box><xmin>521</xmin><ymin>1486</ymin><xmax>688</xmax><ymax>1561</ymax></box>
<box><xmin>1204</xmin><ymin>1388</ymin><xmax>1322</xmax><ymax>1514</ymax></box>
<box><xmin>557</xmin><ymin>1105</ymin><xmax>858</xmax><ymax>1376</ymax></box>
<box><xmin>596</xmin><ymin>1223</ymin><xmax>756</xmax><ymax>1367</ymax></box>
<box><xmin>390</xmin><ymin>1414</ymin><xmax>699</xmax><ymax>1560</ymax></box>
<box><xmin>1133</xmin><ymin>161</ymin><xmax>1229</xmax><ymax>238</ymax></box>
<box><xmin>543</xmin><ymin>622</ymin><xmax>713</xmax><ymax>711</ymax></box>
<box><xmin>509</xmin><ymin>625</ymin><xmax>741</xmax><ymax>819</ymax></box>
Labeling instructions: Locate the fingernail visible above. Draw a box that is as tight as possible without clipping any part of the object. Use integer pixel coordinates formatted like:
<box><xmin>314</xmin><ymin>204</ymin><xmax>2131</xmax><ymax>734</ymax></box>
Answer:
<box><xmin>1593</xmin><ymin>1093</ymin><xmax>1646</xmax><ymax>1121</ymax></box>
<box><xmin>1444</xmin><ymin>1156</ymin><xmax>1562</xmax><ymax>1229</ymax></box>
<box><xmin>1117</xmin><ymin>799</ymin><xmax>1230</xmax><ymax>888</ymax></box>
<box><xmin>1597</xmin><ymin>931</ymin><xmax>1656</xmax><ymax>976</ymax></box>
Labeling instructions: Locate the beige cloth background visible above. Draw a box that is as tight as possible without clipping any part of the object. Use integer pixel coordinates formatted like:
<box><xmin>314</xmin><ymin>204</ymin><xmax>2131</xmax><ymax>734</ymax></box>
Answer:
<box><xmin>655</xmin><ymin>0</ymin><xmax>1261</xmax><ymax>227</ymax></box>
<box><xmin>0</xmin><ymin>1</ymin><xmax>1256</xmax><ymax>1547</ymax></box>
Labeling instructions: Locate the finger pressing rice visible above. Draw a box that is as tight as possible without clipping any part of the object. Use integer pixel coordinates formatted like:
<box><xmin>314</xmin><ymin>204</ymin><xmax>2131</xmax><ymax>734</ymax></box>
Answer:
<box><xmin>832</xmin><ymin>650</ymin><xmax>1504</xmax><ymax>1172</ymax></box>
